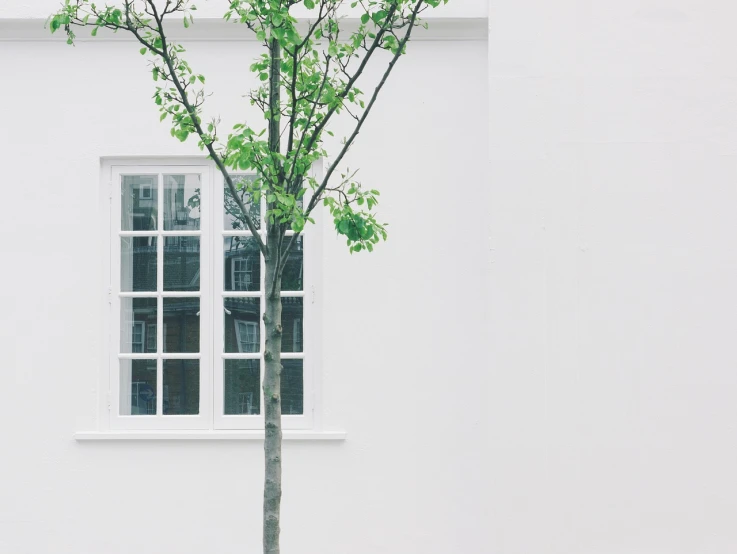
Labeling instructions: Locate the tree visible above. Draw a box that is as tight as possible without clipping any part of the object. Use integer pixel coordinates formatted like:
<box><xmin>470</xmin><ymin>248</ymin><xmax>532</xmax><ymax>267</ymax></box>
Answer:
<box><xmin>49</xmin><ymin>1</ymin><xmax>447</xmax><ymax>552</ymax></box>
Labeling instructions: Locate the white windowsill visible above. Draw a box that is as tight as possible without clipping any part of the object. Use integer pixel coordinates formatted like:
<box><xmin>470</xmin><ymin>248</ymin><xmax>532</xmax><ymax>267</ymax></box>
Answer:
<box><xmin>75</xmin><ymin>430</ymin><xmax>347</xmax><ymax>441</ymax></box>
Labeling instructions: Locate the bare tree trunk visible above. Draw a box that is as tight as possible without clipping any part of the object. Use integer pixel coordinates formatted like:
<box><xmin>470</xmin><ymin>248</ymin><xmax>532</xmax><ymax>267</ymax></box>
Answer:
<box><xmin>263</xmin><ymin>34</ymin><xmax>284</xmax><ymax>554</ymax></box>
<box><xmin>263</xmin><ymin>225</ymin><xmax>283</xmax><ymax>554</ymax></box>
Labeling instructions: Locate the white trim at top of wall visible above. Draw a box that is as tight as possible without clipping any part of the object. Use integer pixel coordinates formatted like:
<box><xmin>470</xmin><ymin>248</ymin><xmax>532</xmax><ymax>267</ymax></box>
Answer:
<box><xmin>0</xmin><ymin>16</ymin><xmax>488</xmax><ymax>41</ymax></box>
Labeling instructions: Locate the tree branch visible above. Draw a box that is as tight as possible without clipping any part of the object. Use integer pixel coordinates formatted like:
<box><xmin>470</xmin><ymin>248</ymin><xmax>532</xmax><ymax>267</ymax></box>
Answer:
<box><xmin>144</xmin><ymin>0</ymin><xmax>268</xmax><ymax>255</ymax></box>
<box><xmin>278</xmin><ymin>1</ymin><xmax>425</xmax><ymax>271</ymax></box>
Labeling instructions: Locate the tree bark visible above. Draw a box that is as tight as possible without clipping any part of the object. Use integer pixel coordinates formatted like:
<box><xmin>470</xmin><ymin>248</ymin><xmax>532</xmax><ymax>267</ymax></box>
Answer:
<box><xmin>263</xmin><ymin>225</ymin><xmax>283</xmax><ymax>554</ymax></box>
<box><xmin>263</xmin><ymin>35</ymin><xmax>284</xmax><ymax>554</ymax></box>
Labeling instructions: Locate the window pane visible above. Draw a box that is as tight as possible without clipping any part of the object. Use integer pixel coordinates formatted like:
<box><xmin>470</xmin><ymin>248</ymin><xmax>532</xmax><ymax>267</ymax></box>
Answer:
<box><xmin>224</xmin><ymin>297</ymin><xmax>260</xmax><ymax>353</ymax></box>
<box><xmin>281</xmin><ymin>236</ymin><xmax>303</xmax><ymax>291</ymax></box>
<box><xmin>281</xmin><ymin>297</ymin><xmax>303</xmax><ymax>352</ymax></box>
<box><xmin>122</xmin><ymin>175</ymin><xmax>157</xmax><ymax>231</ymax></box>
<box><xmin>164</xmin><ymin>236</ymin><xmax>200</xmax><ymax>291</ymax></box>
<box><xmin>121</xmin><ymin>237</ymin><xmax>157</xmax><ymax>292</ymax></box>
<box><xmin>120</xmin><ymin>298</ymin><xmax>157</xmax><ymax>353</ymax></box>
<box><xmin>163</xmin><ymin>174</ymin><xmax>201</xmax><ymax>231</ymax></box>
<box><xmin>164</xmin><ymin>298</ymin><xmax>200</xmax><ymax>353</ymax></box>
<box><xmin>120</xmin><ymin>359</ymin><xmax>157</xmax><ymax>415</ymax></box>
<box><xmin>163</xmin><ymin>360</ymin><xmax>199</xmax><ymax>415</ymax></box>
<box><xmin>224</xmin><ymin>359</ymin><xmax>260</xmax><ymax>415</ymax></box>
<box><xmin>224</xmin><ymin>175</ymin><xmax>260</xmax><ymax>231</ymax></box>
<box><xmin>281</xmin><ymin>360</ymin><xmax>303</xmax><ymax>415</ymax></box>
<box><xmin>224</xmin><ymin>236</ymin><xmax>261</xmax><ymax>291</ymax></box>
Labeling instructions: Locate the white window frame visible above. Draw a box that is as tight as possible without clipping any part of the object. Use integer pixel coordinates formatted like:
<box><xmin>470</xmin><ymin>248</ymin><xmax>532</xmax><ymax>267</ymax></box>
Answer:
<box><xmin>110</xmin><ymin>163</ymin><xmax>211</xmax><ymax>430</ymax></box>
<box><xmin>100</xmin><ymin>158</ymin><xmax>322</xmax><ymax>433</ymax></box>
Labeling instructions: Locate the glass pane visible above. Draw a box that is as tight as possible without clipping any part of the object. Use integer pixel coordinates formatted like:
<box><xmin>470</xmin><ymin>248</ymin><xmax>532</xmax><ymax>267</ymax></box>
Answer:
<box><xmin>164</xmin><ymin>174</ymin><xmax>201</xmax><ymax>231</ymax></box>
<box><xmin>224</xmin><ymin>175</ymin><xmax>260</xmax><ymax>231</ymax></box>
<box><xmin>282</xmin><ymin>236</ymin><xmax>303</xmax><ymax>291</ymax></box>
<box><xmin>164</xmin><ymin>236</ymin><xmax>200</xmax><ymax>291</ymax></box>
<box><xmin>121</xmin><ymin>237</ymin><xmax>157</xmax><ymax>292</ymax></box>
<box><xmin>281</xmin><ymin>359</ymin><xmax>303</xmax><ymax>415</ymax></box>
<box><xmin>120</xmin><ymin>359</ymin><xmax>157</xmax><ymax>415</ymax></box>
<box><xmin>163</xmin><ymin>360</ymin><xmax>199</xmax><ymax>415</ymax></box>
<box><xmin>224</xmin><ymin>297</ymin><xmax>260</xmax><ymax>353</ymax></box>
<box><xmin>281</xmin><ymin>297</ymin><xmax>303</xmax><ymax>352</ymax></box>
<box><xmin>164</xmin><ymin>298</ymin><xmax>200</xmax><ymax>353</ymax></box>
<box><xmin>224</xmin><ymin>359</ymin><xmax>260</xmax><ymax>415</ymax></box>
<box><xmin>122</xmin><ymin>175</ymin><xmax>157</xmax><ymax>231</ymax></box>
<box><xmin>224</xmin><ymin>236</ymin><xmax>261</xmax><ymax>291</ymax></box>
<box><xmin>120</xmin><ymin>298</ymin><xmax>157</xmax><ymax>353</ymax></box>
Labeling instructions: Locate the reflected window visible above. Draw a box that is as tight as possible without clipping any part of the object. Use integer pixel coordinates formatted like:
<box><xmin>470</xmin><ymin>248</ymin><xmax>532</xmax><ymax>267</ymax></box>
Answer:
<box><xmin>232</xmin><ymin>258</ymin><xmax>254</xmax><ymax>291</ymax></box>
<box><xmin>235</xmin><ymin>320</ymin><xmax>259</xmax><ymax>353</ymax></box>
<box><xmin>131</xmin><ymin>322</ymin><xmax>145</xmax><ymax>353</ymax></box>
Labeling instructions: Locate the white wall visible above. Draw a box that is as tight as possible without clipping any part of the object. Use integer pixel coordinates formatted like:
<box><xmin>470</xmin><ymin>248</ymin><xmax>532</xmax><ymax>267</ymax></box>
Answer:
<box><xmin>0</xmin><ymin>23</ymin><xmax>488</xmax><ymax>554</ymax></box>
<box><xmin>490</xmin><ymin>1</ymin><xmax>737</xmax><ymax>553</ymax></box>
<box><xmin>0</xmin><ymin>0</ymin><xmax>487</xmax><ymax>20</ymax></box>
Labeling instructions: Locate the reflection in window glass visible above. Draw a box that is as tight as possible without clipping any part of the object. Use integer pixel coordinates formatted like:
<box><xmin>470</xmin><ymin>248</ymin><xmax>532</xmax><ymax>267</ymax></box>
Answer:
<box><xmin>224</xmin><ymin>298</ymin><xmax>260</xmax><ymax>353</ymax></box>
<box><xmin>164</xmin><ymin>298</ymin><xmax>200</xmax><ymax>353</ymax></box>
<box><xmin>281</xmin><ymin>298</ymin><xmax>303</xmax><ymax>352</ymax></box>
<box><xmin>120</xmin><ymin>298</ymin><xmax>157</xmax><ymax>353</ymax></box>
<box><xmin>281</xmin><ymin>237</ymin><xmax>303</xmax><ymax>291</ymax></box>
<box><xmin>163</xmin><ymin>360</ymin><xmax>199</xmax><ymax>415</ymax></box>
<box><xmin>120</xmin><ymin>359</ymin><xmax>157</xmax><ymax>415</ymax></box>
<box><xmin>122</xmin><ymin>175</ymin><xmax>157</xmax><ymax>231</ymax></box>
<box><xmin>164</xmin><ymin>236</ymin><xmax>200</xmax><ymax>291</ymax></box>
<box><xmin>146</xmin><ymin>323</ymin><xmax>157</xmax><ymax>353</ymax></box>
<box><xmin>164</xmin><ymin>174</ymin><xmax>201</xmax><ymax>231</ymax></box>
<box><xmin>121</xmin><ymin>237</ymin><xmax>157</xmax><ymax>292</ymax></box>
<box><xmin>224</xmin><ymin>359</ymin><xmax>260</xmax><ymax>415</ymax></box>
<box><xmin>224</xmin><ymin>175</ymin><xmax>260</xmax><ymax>231</ymax></box>
<box><xmin>224</xmin><ymin>236</ymin><xmax>261</xmax><ymax>291</ymax></box>
<box><xmin>281</xmin><ymin>360</ymin><xmax>303</xmax><ymax>415</ymax></box>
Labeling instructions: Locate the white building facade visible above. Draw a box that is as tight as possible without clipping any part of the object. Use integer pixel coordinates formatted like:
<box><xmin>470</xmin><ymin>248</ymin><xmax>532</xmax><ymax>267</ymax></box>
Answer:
<box><xmin>4</xmin><ymin>1</ymin><xmax>737</xmax><ymax>553</ymax></box>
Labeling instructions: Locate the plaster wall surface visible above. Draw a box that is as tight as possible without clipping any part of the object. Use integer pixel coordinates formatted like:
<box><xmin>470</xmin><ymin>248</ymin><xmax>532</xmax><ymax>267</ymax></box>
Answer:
<box><xmin>489</xmin><ymin>1</ymin><xmax>737</xmax><ymax>552</ymax></box>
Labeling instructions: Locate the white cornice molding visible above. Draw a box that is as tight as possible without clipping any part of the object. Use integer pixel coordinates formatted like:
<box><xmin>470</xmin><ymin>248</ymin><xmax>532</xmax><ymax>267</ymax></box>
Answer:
<box><xmin>0</xmin><ymin>16</ymin><xmax>488</xmax><ymax>41</ymax></box>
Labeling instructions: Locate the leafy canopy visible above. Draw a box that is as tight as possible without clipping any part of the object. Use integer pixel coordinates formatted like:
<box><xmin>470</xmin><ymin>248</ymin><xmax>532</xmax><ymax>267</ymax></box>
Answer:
<box><xmin>49</xmin><ymin>0</ymin><xmax>446</xmax><ymax>256</ymax></box>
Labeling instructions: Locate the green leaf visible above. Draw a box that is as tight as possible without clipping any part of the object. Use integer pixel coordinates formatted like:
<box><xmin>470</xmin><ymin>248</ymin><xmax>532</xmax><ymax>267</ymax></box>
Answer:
<box><xmin>361</xmin><ymin>13</ymin><xmax>370</xmax><ymax>24</ymax></box>
<box><xmin>91</xmin><ymin>26</ymin><xmax>98</xmax><ymax>37</ymax></box>
<box><xmin>338</xmin><ymin>220</ymin><xmax>351</xmax><ymax>235</ymax></box>
<box><xmin>183</xmin><ymin>17</ymin><xmax>190</xmax><ymax>28</ymax></box>
<box><xmin>304</xmin><ymin>0</ymin><xmax>315</xmax><ymax>8</ymax></box>
<box><xmin>272</xmin><ymin>14</ymin><xmax>283</xmax><ymax>26</ymax></box>
<box><xmin>257</xmin><ymin>30</ymin><xmax>266</xmax><ymax>42</ymax></box>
